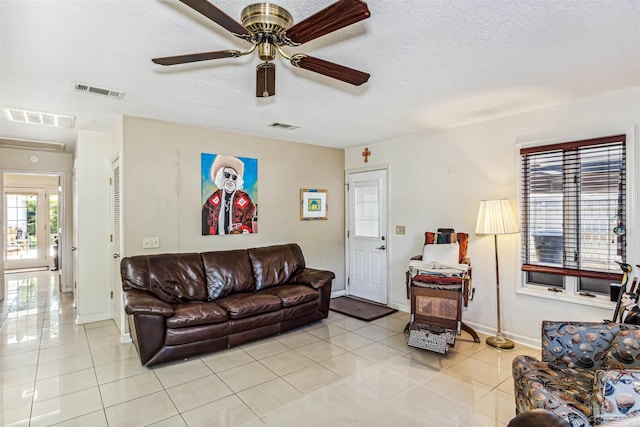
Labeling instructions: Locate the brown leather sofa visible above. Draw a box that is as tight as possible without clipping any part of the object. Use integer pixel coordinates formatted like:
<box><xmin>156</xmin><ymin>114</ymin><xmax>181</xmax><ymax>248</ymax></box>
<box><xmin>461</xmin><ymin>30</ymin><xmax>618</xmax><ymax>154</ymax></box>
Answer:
<box><xmin>121</xmin><ymin>243</ymin><xmax>335</xmax><ymax>366</ymax></box>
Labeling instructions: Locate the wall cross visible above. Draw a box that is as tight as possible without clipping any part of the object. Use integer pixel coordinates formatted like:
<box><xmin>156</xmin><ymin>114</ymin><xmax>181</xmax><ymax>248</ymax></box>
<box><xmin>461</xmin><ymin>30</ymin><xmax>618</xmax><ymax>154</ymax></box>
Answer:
<box><xmin>362</xmin><ymin>147</ymin><xmax>371</xmax><ymax>163</ymax></box>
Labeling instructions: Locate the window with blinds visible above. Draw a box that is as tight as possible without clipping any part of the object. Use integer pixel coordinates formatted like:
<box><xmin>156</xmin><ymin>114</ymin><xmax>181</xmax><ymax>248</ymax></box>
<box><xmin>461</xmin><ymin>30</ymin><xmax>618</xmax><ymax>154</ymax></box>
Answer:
<box><xmin>520</xmin><ymin>134</ymin><xmax>626</xmax><ymax>295</ymax></box>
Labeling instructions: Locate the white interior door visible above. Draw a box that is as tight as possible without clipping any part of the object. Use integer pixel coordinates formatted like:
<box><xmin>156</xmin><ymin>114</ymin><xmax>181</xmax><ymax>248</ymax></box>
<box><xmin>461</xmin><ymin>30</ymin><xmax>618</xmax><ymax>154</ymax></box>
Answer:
<box><xmin>347</xmin><ymin>169</ymin><xmax>388</xmax><ymax>304</ymax></box>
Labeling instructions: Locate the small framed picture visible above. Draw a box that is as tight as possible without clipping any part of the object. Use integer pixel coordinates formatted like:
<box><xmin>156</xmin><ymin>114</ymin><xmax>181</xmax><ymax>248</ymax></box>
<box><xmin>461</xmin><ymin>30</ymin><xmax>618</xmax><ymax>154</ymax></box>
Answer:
<box><xmin>300</xmin><ymin>189</ymin><xmax>328</xmax><ymax>220</ymax></box>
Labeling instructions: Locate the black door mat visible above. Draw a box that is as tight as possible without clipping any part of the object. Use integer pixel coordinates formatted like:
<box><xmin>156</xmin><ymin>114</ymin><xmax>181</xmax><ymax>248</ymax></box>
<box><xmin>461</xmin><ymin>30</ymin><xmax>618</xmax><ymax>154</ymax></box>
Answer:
<box><xmin>329</xmin><ymin>296</ymin><xmax>397</xmax><ymax>321</ymax></box>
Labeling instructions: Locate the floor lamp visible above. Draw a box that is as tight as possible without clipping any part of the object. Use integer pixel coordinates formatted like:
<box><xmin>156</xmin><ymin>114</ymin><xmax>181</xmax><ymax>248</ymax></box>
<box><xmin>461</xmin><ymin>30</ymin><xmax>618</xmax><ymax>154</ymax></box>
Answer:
<box><xmin>475</xmin><ymin>199</ymin><xmax>520</xmax><ymax>349</ymax></box>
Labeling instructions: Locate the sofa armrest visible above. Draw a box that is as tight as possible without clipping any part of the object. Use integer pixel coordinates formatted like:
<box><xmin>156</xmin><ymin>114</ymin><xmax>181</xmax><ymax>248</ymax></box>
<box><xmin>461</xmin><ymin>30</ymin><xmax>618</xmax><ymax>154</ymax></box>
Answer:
<box><xmin>124</xmin><ymin>289</ymin><xmax>174</xmax><ymax>317</ymax></box>
<box><xmin>291</xmin><ymin>268</ymin><xmax>335</xmax><ymax>289</ymax></box>
<box><xmin>593</xmin><ymin>369</ymin><xmax>640</xmax><ymax>424</ymax></box>
<box><xmin>512</xmin><ymin>354</ymin><xmax>591</xmax><ymax>426</ymax></box>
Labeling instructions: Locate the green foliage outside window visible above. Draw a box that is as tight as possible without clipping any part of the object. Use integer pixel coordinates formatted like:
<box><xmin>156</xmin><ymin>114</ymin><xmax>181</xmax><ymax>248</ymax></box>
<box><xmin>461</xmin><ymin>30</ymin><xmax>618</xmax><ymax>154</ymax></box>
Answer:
<box><xmin>50</xmin><ymin>199</ymin><xmax>58</xmax><ymax>235</ymax></box>
<box><xmin>26</xmin><ymin>199</ymin><xmax>36</xmax><ymax>237</ymax></box>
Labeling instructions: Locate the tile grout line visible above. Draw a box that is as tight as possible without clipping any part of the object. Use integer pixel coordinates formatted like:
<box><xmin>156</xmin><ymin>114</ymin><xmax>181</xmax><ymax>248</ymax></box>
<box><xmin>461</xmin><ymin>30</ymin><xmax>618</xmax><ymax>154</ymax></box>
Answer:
<box><xmin>150</xmin><ymin>364</ymin><xmax>188</xmax><ymax>427</ymax></box>
<box><xmin>87</xmin><ymin>326</ymin><xmax>109</xmax><ymax>427</ymax></box>
<box><xmin>29</xmin><ymin>275</ymin><xmax>50</xmax><ymax>427</ymax></box>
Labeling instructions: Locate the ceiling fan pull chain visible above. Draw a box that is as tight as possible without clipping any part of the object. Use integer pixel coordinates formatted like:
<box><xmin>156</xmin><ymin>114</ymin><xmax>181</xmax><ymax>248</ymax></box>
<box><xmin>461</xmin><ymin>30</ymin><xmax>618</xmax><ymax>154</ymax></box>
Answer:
<box><xmin>263</xmin><ymin>62</ymin><xmax>269</xmax><ymax>97</ymax></box>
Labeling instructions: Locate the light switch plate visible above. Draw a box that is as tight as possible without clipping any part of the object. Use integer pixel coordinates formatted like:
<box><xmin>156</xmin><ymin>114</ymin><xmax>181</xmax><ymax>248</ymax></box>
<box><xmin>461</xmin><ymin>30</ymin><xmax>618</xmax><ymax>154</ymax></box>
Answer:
<box><xmin>395</xmin><ymin>225</ymin><xmax>406</xmax><ymax>235</ymax></box>
<box><xmin>142</xmin><ymin>236</ymin><xmax>160</xmax><ymax>249</ymax></box>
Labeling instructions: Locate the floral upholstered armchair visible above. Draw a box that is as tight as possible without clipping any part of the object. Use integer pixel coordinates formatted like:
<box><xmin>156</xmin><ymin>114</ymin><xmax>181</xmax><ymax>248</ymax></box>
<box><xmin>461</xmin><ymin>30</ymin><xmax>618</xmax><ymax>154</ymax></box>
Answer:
<box><xmin>512</xmin><ymin>321</ymin><xmax>640</xmax><ymax>426</ymax></box>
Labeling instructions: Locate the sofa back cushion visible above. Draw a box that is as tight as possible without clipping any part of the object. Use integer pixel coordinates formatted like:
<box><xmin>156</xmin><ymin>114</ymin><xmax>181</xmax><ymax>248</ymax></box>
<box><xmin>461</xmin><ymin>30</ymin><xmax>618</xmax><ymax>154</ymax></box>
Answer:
<box><xmin>201</xmin><ymin>249</ymin><xmax>255</xmax><ymax>299</ymax></box>
<box><xmin>247</xmin><ymin>243</ymin><xmax>305</xmax><ymax>291</ymax></box>
<box><xmin>541</xmin><ymin>321</ymin><xmax>620</xmax><ymax>369</ymax></box>
<box><xmin>602</xmin><ymin>326</ymin><xmax>640</xmax><ymax>370</ymax></box>
<box><xmin>121</xmin><ymin>256</ymin><xmax>151</xmax><ymax>291</ymax></box>
<box><xmin>147</xmin><ymin>253</ymin><xmax>207</xmax><ymax>303</ymax></box>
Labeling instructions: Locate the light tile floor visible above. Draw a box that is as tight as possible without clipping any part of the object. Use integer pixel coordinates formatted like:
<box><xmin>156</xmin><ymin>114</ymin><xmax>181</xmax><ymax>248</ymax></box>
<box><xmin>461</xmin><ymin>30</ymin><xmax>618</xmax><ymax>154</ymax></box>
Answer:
<box><xmin>1</xmin><ymin>270</ymin><xmax>541</xmax><ymax>426</ymax></box>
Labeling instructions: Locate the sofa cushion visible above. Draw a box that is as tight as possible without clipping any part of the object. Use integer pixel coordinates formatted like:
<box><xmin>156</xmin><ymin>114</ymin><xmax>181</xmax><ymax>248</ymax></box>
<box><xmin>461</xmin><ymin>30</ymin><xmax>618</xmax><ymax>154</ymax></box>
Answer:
<box><xmin>259</xmin><ymin>284</ymin><xmax>319</xmax><ymax>307</ymax></box>
<box><xmin>216</xmin><ymin>293</ymin><xmax>282</xmax><ymax>319</ymax></box>
<box><xmin>592</xmin><ymin>369</ymin><xmax>640</xmax><ymax>424</ymax></box>
<box><xmin>247</xmin><ymin>243</ymin><xmax>306</xmax><ymax>290</ymax></box>
<box><xmin>602</xmin><ymin>327</ymin><xmax>640</xmax><ymax>370</ymax></box>
<box><xmin>201</xmin><ymin>249</ymin><xmax>255</xmax><ymax>299</ymax></box>
<box><xmin>147</xmin><ymin>253</ymin><xmax>208</xmax><ymax>303</ymax></box>
<box><xmin>166</xmin><ymin>302</ymin><xmax>228</xmax><ymax>328</ymax></box>
<box><xmin>542</xmin><ymin>321</ymin><xmax>619</xmax><ymax>369</ymax></box>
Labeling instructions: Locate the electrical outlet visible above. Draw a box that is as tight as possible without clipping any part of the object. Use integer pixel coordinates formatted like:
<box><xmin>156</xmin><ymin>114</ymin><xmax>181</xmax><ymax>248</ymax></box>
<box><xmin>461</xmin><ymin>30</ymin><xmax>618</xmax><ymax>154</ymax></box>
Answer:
<box><xmin>395</xmin><ymin>225</ymin><xmax>406</xmax><ymax>235</ymax></box>
<box><xmin>142</xmin><ymin>236</ymin><xmax>160</xmax><ymax>249</ymax></box>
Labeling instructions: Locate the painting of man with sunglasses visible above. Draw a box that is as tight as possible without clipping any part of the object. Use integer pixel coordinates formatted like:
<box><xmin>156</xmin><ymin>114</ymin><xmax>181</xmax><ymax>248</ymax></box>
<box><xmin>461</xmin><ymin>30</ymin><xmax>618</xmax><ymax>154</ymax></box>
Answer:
<box><xmin>202</xmin><ymin>154</ymin><xmax>257</xmax><ymax>235</ymax></box>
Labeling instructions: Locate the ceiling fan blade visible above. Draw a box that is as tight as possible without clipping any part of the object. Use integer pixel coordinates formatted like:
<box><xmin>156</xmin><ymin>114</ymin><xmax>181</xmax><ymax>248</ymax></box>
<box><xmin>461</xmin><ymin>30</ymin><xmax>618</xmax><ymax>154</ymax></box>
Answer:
<box><xmin>291</xmin><ymin>55</ymin><xmax>369</xmax><ymax>86</ymax></box>
<box><xmin>256</xmin><ymin>63</ymin><xmax>276</xmax><ymax>97</ymax></box>
<box><xmin>284</xmin><ymin>0</ymin><xmax>370</xmax><ymax>45</ymax></box>
<box><xmin>179</xmin><ymin>0</ymin><xmax>252</xmax><ymax>38</ymax></box>
<box><xmin>152</xmin><ymin>50</ymin><xmax>241</xmax><ymax>66</ymax></box>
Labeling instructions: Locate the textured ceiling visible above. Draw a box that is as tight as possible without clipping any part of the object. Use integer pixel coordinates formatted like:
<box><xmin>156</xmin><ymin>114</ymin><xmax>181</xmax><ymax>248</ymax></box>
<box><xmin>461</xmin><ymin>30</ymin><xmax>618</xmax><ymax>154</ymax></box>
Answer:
<box><xmin>1</xmin><ymin>0</ymin><xmax>639</xmax><ymax>153</ymax></box>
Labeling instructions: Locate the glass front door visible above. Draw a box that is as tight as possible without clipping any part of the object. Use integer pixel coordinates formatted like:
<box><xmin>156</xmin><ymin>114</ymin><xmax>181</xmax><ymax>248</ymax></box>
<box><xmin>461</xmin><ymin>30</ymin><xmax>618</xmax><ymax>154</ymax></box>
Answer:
<box><xmin>5</xmin><ymin>191</ymin><xmax>48</xmax><ymax>269</ymax></box>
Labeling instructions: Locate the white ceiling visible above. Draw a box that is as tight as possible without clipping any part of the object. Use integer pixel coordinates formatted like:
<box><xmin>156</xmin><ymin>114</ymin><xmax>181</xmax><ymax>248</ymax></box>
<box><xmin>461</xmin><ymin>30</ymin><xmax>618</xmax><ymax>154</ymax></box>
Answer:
<box><xmin>1</xmin><ymin>0</ymin><xmax>639</xmax><ymax>153</ymax></box>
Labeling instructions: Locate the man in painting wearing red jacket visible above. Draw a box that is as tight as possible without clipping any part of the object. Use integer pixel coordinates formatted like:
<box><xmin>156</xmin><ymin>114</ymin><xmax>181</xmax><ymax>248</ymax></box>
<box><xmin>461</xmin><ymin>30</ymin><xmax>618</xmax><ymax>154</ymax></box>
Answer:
<box><xmin>202</xmin><ymin>155</ymin><xmax>255</xmax><ymax>235</ymax></box>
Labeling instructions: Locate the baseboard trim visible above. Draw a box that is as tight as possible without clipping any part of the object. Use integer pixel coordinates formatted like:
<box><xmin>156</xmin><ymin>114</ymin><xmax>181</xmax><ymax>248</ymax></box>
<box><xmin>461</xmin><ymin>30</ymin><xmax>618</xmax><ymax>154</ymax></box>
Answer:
<box><xmin>463</xmin><ymin>320</ymin><xmax>540</xmax><ymax>350</ymax></box>
<box><xmin>120</xmin><ymin>333</ymin><xmax>132</xmax><ymax>343</ymax></box>
<box><xmin>388</xmin><ymin>301</ymin><xmax>410</xmax><ymax>313</ymax></box>
<box><xmin>331</xmin><ymin>289</ymin><xmax>346</xmax><ymax>298</ymax></box>
<box><xmin>76</xmin><ymin>312</ymin><xmax>112</xmax><ymax>325</ymax></box>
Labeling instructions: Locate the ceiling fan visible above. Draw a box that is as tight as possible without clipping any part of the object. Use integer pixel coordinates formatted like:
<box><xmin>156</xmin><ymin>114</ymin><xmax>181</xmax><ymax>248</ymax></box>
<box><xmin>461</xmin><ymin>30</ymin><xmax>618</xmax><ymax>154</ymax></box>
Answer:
<box><xmin>152</xmin><ymin>0</ymin><xmax>371</xmax><ymax>97</ymax></box>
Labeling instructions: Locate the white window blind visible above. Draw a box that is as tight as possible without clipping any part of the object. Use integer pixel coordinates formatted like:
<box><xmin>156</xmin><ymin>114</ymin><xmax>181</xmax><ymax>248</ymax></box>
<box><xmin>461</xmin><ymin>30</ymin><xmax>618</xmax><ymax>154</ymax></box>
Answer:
<box><xmin>520</xmin><ymin>134</ymin><xmax>626</xmax><ymax>286</ymax></box>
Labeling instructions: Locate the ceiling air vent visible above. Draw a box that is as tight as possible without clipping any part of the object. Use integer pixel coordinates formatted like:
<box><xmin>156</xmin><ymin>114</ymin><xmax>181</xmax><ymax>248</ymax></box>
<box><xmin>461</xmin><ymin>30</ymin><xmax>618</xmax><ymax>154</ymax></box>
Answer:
<box><xmin>269</xmin><ymin>122</ymin><xmax>299</xmax><ymax>130</ymax></box>
<box><xmin>74</xmin><ymin>82</ymin><xmax>125</xmax><ymax>99</ymax></box>
<box><xmin>2</xmin><ymin>108</ymin><xmax>75</xmax><ymax>128</ymax></box>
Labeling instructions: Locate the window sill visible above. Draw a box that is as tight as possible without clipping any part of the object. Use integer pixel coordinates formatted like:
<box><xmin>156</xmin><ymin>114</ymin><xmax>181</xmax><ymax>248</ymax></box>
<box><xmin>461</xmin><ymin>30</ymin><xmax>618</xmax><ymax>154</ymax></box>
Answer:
<box><xmin>516</xmin><ymin>285</ymin><xmax>616</xmax><ymax>310</ymax></box>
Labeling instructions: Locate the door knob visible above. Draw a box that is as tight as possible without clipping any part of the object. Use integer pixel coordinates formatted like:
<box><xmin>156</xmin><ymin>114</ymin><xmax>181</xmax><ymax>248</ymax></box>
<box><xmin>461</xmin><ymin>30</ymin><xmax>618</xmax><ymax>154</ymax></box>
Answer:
<box><xmin>113</xmin><ymin>253</ymin><xmax>120</xmax><ymax>259</ymax></box>
<box><xmin>71</xmin><ymin>246</ymin><xmax>77</xmax><ymax>251</ymax></box>
<box><xmin>376</xmin><ymin>245</ymin><xmax>386</xmax><ymax>250</ymax></box>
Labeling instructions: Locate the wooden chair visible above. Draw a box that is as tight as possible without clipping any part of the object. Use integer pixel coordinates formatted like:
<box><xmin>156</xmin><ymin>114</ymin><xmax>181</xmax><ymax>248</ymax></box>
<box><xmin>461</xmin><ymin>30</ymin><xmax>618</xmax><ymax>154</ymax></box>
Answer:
<box><xmin>405</xmin><ymin>228</ymin><xmax>480</xmax><ymax>343</ymax></box>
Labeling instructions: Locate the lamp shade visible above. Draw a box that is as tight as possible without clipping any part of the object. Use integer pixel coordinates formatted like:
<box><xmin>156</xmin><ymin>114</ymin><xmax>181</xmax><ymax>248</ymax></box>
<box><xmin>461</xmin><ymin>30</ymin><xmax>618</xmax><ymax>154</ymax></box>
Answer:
<box><xmin>475</xmin><ymin>199</ymin><xmax>520</xmax><ymax>235</ymax></box>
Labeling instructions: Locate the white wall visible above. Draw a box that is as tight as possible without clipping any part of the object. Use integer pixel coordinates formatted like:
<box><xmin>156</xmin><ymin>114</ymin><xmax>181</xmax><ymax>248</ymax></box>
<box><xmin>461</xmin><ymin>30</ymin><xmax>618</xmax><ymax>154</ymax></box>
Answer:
<box><xmin>121</xmin><ymin>116</ymin><xmax>346</xmax><ymax>289</ymax></box>
<box><xmin>345</xmin><ymin>87</ymin><xmax>640</xmax><ymax>346</ymax></box>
